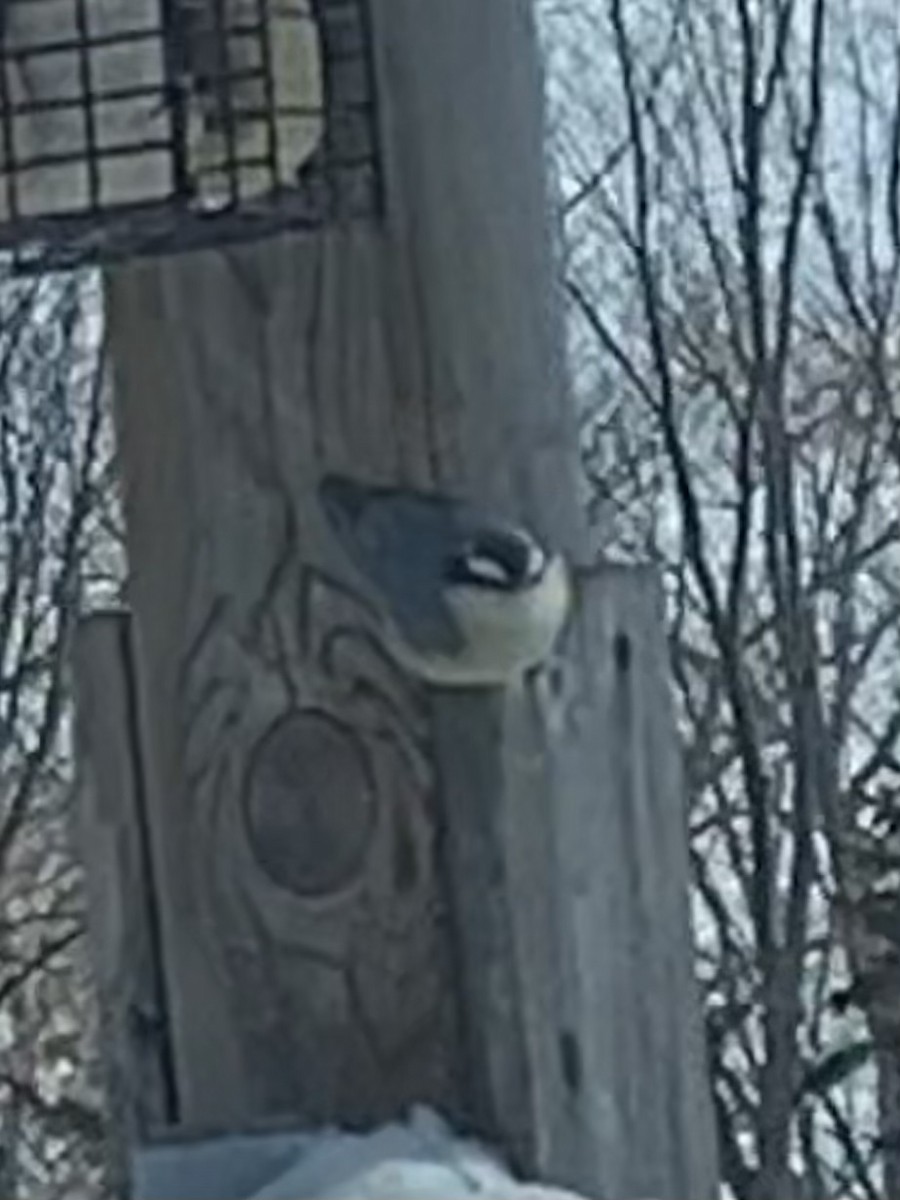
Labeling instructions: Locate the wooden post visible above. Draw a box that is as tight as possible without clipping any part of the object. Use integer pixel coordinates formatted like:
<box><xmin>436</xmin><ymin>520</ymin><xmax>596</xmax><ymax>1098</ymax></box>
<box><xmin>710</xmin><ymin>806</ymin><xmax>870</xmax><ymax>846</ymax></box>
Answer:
<box><xmin>71</xmin><ymin>613</ymin><xmax>176</xmax><ymax>1189</ymax></box>
<box><xmin>78</xmin><ymin>0</ymin><xmax>720</xmax><ymax>1195</ymax></box>
<box><xmin>431</xmin><ymin>567</ymin><xmax>716</xmax><ymax>1199</ymax></box>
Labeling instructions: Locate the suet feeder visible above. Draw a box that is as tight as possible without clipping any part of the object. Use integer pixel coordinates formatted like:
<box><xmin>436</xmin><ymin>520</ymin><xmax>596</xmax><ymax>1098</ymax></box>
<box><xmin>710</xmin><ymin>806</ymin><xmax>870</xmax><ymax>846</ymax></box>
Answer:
<box><xmin>0</xmin><ymin>0</ymin><xmax>379</xmax><ymax>272</ymax></box>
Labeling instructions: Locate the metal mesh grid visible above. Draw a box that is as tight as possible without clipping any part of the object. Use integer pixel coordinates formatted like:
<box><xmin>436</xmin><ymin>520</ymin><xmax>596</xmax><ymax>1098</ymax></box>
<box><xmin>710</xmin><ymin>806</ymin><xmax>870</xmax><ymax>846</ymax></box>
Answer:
<box><xmin>0</xmin><ymin>0</ymin><xmax>379</xmax><ymax>271</ymax></box>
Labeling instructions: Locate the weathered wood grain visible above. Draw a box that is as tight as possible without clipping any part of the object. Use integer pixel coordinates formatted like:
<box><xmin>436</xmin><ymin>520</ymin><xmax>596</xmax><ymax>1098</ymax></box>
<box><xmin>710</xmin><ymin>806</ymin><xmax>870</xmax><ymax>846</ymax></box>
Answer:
<box><xmin>105</xmin><ymin>219</ymin><xmax>469</xmax><ymax>1130</ymax></box>
<box><xmin>71</xmin><ymin>611</ymin><xmax>176</xmax><ymax>1182</ymax></box>
<box><xmin>433</xmin><ymin>567</ymin><xmax>718</xmax><ymax>1200</ymax></box>
<box><xmin>92</xmin><ymin>0</ymin><xmax>719</xmax><ymax>1195</ymax></box>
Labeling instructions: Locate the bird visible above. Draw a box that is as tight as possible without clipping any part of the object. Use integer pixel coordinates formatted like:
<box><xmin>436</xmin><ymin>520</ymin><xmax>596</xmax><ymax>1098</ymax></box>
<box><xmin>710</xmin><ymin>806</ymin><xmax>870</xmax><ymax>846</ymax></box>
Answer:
<box><xmin>318</xmin><ymin>474</ymin><xmax>571</xmax><ymax>688</ymax></box>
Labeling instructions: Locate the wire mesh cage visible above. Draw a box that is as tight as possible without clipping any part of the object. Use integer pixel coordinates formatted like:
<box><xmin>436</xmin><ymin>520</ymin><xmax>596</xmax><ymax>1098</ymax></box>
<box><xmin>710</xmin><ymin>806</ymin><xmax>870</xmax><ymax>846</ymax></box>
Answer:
<box><xmin>0</xmin><ymin>0</ymin><xmax>380</xmax><ymax>272</ymax></box>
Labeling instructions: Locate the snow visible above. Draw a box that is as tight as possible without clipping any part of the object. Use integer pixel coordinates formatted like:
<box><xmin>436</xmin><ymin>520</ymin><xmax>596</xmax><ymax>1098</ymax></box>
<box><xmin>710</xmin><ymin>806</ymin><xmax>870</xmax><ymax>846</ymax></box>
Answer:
<box><xmin>132</xmin><ymin>1106</ymin><xmax>599</xmax><ymax>1200</ymax></box>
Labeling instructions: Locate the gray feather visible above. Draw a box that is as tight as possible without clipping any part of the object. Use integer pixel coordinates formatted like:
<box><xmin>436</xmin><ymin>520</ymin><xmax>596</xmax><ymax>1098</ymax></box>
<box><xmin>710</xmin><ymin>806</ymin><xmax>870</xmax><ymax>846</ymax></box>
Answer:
<box><xmin>319</xmin><ymin>476</ymin><xmax>486</xmax><ymax>655</ymax></box>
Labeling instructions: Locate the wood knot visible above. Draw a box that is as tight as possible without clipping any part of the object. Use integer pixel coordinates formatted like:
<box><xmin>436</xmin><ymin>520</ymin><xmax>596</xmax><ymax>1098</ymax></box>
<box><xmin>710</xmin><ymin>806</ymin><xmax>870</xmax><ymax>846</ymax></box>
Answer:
<box><xmin>613</xmin><ymin>630</ymin><xmax>631</xmax><ymax>673</ymax></box>
<box><xmin>559</xmin><ymin>1028</ymin><xmax>582</xmax><ymax>1094</ymax></box>
<box><xmin>243</xmin><ymin>710</ymin><xmax>376</xmax><ymax>896</ymax></box>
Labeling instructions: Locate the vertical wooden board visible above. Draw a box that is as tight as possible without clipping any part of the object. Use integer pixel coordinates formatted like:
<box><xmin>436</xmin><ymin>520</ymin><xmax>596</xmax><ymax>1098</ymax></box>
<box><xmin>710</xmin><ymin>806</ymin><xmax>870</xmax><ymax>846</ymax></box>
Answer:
<box><xmin>101</xmin><ymin>0</ymin><xmax>579</xmax><ymax>1136</ymax></box>
<box><xmin>71</xmin><ymin>612</ymin><xmax>175</xmax><ymax>1165</ymax></box>
<box><xmin>428</xmin><ymin>692</ymin><xmax>536</xmax><ymax>1166</ymax></box>
<box><xmin>368</xmin><ymin>0</ymin><xmax>581</xmax><ymax>530</ymax></box>
<box><xmin>545</xmin><ymin>568</ymin><xmax>717</xmax><ymax>1199</ymax></box>
<box><xmin>431</xmin><ymin>567</ymin><xmax>718</xmax><ymax>1200</ymax></box>
<box><xmin>104</xmin><ymin>233</ymin><xmax>466</xmax><ymax>1132</ymax></box>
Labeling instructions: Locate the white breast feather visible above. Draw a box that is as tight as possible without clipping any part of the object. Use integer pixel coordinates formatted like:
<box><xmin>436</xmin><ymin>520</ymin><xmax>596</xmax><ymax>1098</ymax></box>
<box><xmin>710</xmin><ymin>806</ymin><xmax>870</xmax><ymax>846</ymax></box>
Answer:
<box><xmin>386</xmin><ymin>555</ymin><xmax>571</xmax><ymax>687</ymax></box>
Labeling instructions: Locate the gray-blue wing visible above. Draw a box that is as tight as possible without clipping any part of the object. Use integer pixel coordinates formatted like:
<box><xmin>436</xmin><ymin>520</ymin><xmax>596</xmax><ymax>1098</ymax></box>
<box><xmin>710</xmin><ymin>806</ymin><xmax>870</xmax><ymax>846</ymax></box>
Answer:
<box><xmin>319</xmin><ymin>476</ymin><xmax>471</xmax><ymax>655</ymax></box>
